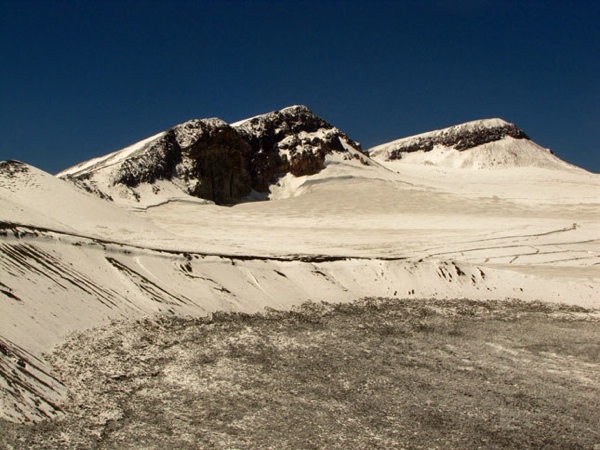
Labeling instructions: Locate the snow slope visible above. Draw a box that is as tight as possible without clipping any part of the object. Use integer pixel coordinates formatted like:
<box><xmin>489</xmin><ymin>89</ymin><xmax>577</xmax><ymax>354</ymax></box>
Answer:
<box><xmin>57</xmin><ymin>131</ymin><xmax>166</xmax><ymax>178</ymax></box>
<box><xmin>1</xmin><ymin>111</ymin><xmax>599</xmax><ymax>422</ymax></box>
<box><xmin>0</xmin><ymin>161</ymin><xmax>172</xmax><ymax>246</ymax></box>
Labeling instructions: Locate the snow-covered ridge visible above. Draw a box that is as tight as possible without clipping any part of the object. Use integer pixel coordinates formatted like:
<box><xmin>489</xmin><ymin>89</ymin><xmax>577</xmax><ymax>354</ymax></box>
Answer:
<box><xmin>57</xmin><ymin>131</ymin><xmax>166</xmax><ymax>178</ymax></box>
<box><xmin>369</xmin><ymin>118</ymin><xmax>529</xmax><ymax>158</ymax></box>
<box><xmin>367</xmin><ymin>118</ymin><xmax>581</xmax><ymax>171</ymax></box>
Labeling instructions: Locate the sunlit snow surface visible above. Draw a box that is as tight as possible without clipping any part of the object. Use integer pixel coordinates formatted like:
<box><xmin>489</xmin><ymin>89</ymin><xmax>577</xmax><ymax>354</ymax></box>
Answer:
<box><xmin>0</xmin><ymin>128</ymin><xmax>599</xmax><ymax>422</ymax></box>
<box><xmin>56</xmin><ymin>131</ymin><xmax>166</xmax><ymax>178</ymax></box>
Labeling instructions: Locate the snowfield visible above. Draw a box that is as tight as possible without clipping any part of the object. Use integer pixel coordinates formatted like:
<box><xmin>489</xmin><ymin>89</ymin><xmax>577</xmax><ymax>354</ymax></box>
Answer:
<box><xmin>0</xmin><ymin>111</ymin><xmax>599</xmax><ymax>423</ymax></box>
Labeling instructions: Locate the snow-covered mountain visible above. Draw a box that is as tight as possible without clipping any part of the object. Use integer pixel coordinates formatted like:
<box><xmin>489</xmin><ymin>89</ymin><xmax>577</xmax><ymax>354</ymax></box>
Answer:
<box><xmin>57</xmin><ymin>112</ymin><xmax>585</xmax><ymax>211</ymax></box>
<box><xmin>368</xmin><ymin>118</ymin><xmax>578</xmax><ymax>170</ymax></box>
<box><xmin>1</xmin><ymin>107</ymin><xmax>599</xmax><ymax>423</ymax></box>
<box><xmin>58</xmin><ymin>105</ymin><xmax>366</xmax><ymax>207</ymax></box>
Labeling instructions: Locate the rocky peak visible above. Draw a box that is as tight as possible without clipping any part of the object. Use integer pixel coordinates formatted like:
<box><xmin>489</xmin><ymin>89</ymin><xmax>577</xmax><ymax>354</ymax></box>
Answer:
<box><xmin>173</xmin><ymin>118</ymin><xmax>230</xmax><ymax>149</ymax></box>
<box><xmin>234</xmin><ymin>105</ymin><xmax>332</xmax><ymax>138</ymax></box>
<box><xmin>175</xmin><ymin>119</ymin><xmax>253</xmax><ymax>204</ymax></box>
<box><xmin>233</xmin><ymin>106</ymin><xmax>362</xmax><ymax>190</ymax></box>
<box><xmin>59</xmin><ymin>106</ymin><xmax>363</xmax><ymax>205</ymax></box>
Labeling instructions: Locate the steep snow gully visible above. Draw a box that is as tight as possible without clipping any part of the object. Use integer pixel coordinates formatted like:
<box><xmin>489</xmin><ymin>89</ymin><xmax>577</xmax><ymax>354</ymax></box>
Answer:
<box><xmin>1</xmin><ymin>107</ymin><xmax>599</xmax><ymax>422</ymax></box>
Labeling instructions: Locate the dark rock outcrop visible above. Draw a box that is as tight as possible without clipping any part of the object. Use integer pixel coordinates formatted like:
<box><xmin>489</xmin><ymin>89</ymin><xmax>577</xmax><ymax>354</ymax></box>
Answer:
<box><xmin>451</xmin><ymin>123</ymin><xmax>528</xmax><ymax>150</ymax></box>
<box><xmin>236</xmin><ymin>106</ymin><xmax>359</xmax><ymax>190</ymax></box>
<box><xmin>61</xmin><ymin>106</ymin><xmax>364</xmax><ymax>205</ymax></box>
<box><xmin>179</xmin><ymin>120</ymin><xmax>253</xmax><ymax>205</ymax></box>
<box><xmin>386</xmin><ymin>121</ymin><xmax>529</xmax><ymax>160</ymax></box>
<box><xmin>0</xmin><ymin>160</ymin><xmax>30</xmax><ymax>177</ymax></box>
<box><xmin>114</xmin><ymin>130</ymin><xmax>182</xmax><ymax>187</ymax></box>
<box><xmin>61</xmin><ymin>173</ymin><xmax>114</xmax><ymax>202</ymax></box>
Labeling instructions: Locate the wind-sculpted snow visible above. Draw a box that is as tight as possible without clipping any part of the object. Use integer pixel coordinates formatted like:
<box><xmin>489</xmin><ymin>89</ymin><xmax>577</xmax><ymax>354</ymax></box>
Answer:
<box><xmin>0</xmin><ymin>336</ymin><xmax>65</xmax><ymax>422</ymax></box>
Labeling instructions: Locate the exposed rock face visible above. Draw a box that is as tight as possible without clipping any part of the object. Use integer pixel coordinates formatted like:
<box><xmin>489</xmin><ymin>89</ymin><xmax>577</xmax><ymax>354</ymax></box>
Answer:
<box><xmin>178</xmin><ymin>120</ymin><xmax>253</xmax><ymax>205</ymax></box>
<box><xmin>114</xmin><ymin>130</ymin><xmax>182</xmax><ymax>187</ymax></box>
<box><xmin>381</xmin><ymin>119</ymin><xmax>530</xmax><ymax>160</ymax></box>
<box><xmin>235</xmin><ymin>105</ymin><xmax>355</xmax><ymax>191</ymax></box>
<box><xmin>59</xmin><ymin>106</ymin><xmax>363</xmax><ymax>205</ymax></box>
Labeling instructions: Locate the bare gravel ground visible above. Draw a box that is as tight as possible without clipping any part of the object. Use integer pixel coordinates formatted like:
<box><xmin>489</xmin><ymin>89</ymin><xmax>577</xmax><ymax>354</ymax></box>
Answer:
<box><xmin>2</xmin><ymin>298</ymin><xmax>599</xmax><ymax>449</ymax></box>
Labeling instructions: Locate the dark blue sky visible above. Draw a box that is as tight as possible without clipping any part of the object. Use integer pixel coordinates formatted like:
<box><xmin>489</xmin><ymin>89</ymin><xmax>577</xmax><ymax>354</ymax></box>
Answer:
<box><xmin>1</xmin><ymin>0</ymin><xmax>598</xmax><ymax>173</ymax></box>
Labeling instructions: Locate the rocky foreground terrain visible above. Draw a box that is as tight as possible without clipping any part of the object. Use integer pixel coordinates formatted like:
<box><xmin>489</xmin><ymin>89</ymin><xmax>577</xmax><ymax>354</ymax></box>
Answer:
<box><xmin>2</xmin><ymin>298</ymin><xmax>599</xmax><ymax>449</ymax></box>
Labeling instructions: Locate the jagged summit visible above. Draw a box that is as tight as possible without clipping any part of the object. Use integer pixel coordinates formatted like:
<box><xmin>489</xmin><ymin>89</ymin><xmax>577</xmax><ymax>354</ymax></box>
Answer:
<box><xmin>231</xmin><ymin>104</ymin><xmax>314</xmax><ymax>127</ymax></box>
<box><xmin>368</xmin><ymin>118</ymin><xmax>576</xmax><ymax>170</ymax></box>
<box><xmin>58</xmin><ymin>106</ymin><xmax>365</xmax><ymax>206</ymax></box>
